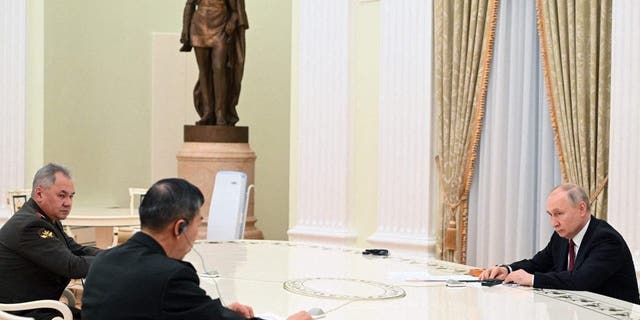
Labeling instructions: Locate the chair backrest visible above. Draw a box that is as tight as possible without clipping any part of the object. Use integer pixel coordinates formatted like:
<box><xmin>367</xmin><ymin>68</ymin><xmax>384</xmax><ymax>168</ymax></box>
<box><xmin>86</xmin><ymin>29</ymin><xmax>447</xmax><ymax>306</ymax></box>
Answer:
<box><xmin>206</xmin><ymin>171</ymin><xmax>248</xmax><ymax>241</ymax></box>
<box><xmin>0</xmin><ymin>309</ymin><xmax>34</xmax><ymax>320</ymax></box>
<box><xmin>113</xmin><ymin>187</ymin><xmax>147</xmax><ymax>245</ymax></box>
<box><xmin>128</xmin><ymin>188</ymin><xmax>147</xmax><ymax>216</ymax></box>
<box><xmin>6</xmin><ymin>189</ymin><xmax>31</xmax><ymax>214</ymax></box>
<box><xmin>0</xmin><ymin>300</ymin><xmax>72</xmax><ymax>320</ymax></box>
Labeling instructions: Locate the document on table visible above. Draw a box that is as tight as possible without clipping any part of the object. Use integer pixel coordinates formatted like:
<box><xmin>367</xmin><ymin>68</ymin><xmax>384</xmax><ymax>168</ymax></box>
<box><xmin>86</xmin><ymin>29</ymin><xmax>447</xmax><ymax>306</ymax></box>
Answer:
<box><xmin>256</xmin><ymin>312</ymin><xmax>285</xmax><ymax>320</ymax></box>
<box><xmin>389</xmin><ymin>271</ymin><xmax>477</xmax><ymax>282</ymax></box>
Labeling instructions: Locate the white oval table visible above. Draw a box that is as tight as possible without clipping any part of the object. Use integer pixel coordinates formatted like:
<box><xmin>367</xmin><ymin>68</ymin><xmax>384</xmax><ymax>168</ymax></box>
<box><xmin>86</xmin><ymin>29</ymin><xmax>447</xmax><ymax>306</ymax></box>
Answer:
<box><xmin>185</xmin><ymin>240</ymin><xmax>640</xmax><ymax>320</ymax></box>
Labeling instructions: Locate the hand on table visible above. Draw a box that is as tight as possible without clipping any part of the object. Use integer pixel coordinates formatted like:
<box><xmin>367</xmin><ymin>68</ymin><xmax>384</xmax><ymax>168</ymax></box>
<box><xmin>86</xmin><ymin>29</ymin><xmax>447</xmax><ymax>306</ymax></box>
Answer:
<box><xmin>287</xmin><ymin>311</ymin><xmax>312</xmax><ymax>320</ymax></box>
<box><xmin>228</xmin><ymin>302</ymin><xmax>254</xmax><ymax>318</ymax></box>
<box><xmin>504</xmin><ymin>269</ymin><xmax>533</xmax><ymax>286</ymax></box>
<box><xmin>479</xmin><ymin>265</ymin><xmax>509</xmax><ymax>280</ymax></box>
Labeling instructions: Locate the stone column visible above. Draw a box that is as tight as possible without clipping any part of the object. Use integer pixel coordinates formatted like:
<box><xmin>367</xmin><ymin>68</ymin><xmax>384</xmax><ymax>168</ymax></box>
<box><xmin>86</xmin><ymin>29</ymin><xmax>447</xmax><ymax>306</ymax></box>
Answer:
<box><xmin>608</xmin><ymin>0</ymin><xmax>640</xmax><ymax>258</ymax></box>
<box><xmin>177</xmin><ymin>125</ymin><xmax>263</xmax><ymax>240</ymax></box>
<box><xmin>287</xmin><ymin>0</ymin><xmax>357</xmax><ymax>245</ymax></box>
<box><xmin>366</xmin><ymin>0</ymin><xmax>433</xmax><ymax>258</ymax></box>
<box><xmin>0</xmin><ymin>0</ymin><xmax>26</xmax><ymax>211</ymax></box>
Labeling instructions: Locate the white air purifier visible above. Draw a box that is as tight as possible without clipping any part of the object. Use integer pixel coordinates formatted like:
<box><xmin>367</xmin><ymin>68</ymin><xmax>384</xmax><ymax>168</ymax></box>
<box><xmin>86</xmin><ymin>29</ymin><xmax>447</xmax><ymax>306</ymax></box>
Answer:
<box><xmin>206</xmin><ymin>171</ymin><xmax>249</xmax><ymax>241</ymax></box>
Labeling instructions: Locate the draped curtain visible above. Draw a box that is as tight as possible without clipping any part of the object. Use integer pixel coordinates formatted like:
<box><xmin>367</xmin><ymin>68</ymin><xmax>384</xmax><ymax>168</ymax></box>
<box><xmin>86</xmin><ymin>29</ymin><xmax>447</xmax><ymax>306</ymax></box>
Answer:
<box><xmin>434</xmin><ymin>0</ymin><xmax>499</xmax><ymax>263</ymax></box>
<box><xmin>467</xmin><ymin>0</ymin><xmax>561</xmax><ymax>268</ymax></box>
<box><xmin>536</xmin><ymin>0</ymin><xmax>612</xmax><ymax>219</ymax></box>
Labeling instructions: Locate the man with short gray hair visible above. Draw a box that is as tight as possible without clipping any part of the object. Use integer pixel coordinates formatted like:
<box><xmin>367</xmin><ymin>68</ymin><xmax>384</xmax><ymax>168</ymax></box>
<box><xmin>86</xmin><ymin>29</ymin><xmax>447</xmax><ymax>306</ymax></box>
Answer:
<box><xmin>480</xmin><ymin>183</ymin><xmax>639</xmax><ymax>304</ymax></box>
<box><xmin>0</xmin><ymin>163</ymin><xmax>101</xmax><ymax>319</ymax></box>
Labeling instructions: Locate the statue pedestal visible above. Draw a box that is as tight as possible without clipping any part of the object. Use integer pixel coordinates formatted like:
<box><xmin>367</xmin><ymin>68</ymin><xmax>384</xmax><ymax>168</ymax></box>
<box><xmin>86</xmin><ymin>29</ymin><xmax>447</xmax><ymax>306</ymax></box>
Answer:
<box><xmin>177</xmin><ymin>125</ymin><xmax>263</xmax><ymax>240</ymax></box>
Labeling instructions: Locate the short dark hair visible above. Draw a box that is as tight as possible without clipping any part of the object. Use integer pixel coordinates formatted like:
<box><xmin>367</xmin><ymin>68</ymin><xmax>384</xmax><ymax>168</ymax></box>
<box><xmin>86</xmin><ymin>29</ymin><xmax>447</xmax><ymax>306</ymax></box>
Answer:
<box><xmin>31</xmin><ymin>163</ymin><xmax>72</xmax><ymax>197</ymax></box>
<box><xmin>139</xmin><ymin>178</ymin><xmax>204</xmax><ymax>232</ymax></box>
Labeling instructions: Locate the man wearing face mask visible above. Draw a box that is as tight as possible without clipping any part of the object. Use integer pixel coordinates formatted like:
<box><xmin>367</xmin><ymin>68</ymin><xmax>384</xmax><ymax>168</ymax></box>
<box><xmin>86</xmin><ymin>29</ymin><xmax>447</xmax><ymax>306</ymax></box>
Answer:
<box><xmin>0</xmin><ymin>163</ymin><xmax>101</xmax><ymax>319</ymax></box>
<box><xmin>82</xmin><ymin>178</ymin><xmax>311</xmax><ymax>320</ymax></box>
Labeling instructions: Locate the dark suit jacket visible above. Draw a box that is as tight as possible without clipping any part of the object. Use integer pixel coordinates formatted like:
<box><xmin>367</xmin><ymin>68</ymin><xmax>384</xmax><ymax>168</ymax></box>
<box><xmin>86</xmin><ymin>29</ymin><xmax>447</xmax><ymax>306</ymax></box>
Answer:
<box><xmin>0</xmin><ymin>199</ymin><xmax>100</xmax><ymax>319</ymax></box>
<box><xmin>510</xmin><ymin>216</ymin><xmax>640</xmax><ymax>304</ymax></box>
<box><xmin>82</xmin><ymin>232</ymin><xmax>262</xmax><ymax>320</ymax></box>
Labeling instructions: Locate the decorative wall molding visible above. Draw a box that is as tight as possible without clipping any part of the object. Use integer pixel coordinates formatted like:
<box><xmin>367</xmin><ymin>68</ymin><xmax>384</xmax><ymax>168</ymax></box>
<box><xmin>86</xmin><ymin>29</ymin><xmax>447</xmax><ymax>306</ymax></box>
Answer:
<box><xmin>608</xmin><ymin>0</ymin><xmax>640</xmax><ymax>259</ymax></box>
<box><xmin>0</xmin><ymin>0</ymin><xmax>27</xmax><ymax>214</ymax></box>
<box><xmin>367</xmin><ymin>0</ymin><xmax>433</xmax><ymax>258</ymax></box>
<box><xmin>288</xmin><ymin>0</ymin><xmax>356</xmax><ymax>245</ymax></box>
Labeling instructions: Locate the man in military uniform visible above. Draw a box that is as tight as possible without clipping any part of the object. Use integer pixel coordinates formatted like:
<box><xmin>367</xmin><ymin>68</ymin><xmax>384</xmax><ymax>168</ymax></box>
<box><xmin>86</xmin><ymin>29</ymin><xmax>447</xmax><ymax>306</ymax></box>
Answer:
<box><xmin>0</xmin><ymin>163</ymin><xmax>101</xmax><ymax>319</ymax></box>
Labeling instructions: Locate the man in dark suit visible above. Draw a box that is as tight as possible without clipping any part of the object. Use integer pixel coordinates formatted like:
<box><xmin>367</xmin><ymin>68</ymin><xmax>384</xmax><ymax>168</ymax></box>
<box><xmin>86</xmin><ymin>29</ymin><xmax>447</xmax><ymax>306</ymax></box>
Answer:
<box><xmin>82</xmin><ymin>178</ymin><xmax>311</xmax><ymax>320</ymax></box>
<box><xmin>0</xmin><ymin>163</ymin><xmax>101</xmax><ymax>319</ymax></box>
<box><xmin>480</xmin><ymin>184</ymin><xmax>640</xmax><ymax>304</ymax></box>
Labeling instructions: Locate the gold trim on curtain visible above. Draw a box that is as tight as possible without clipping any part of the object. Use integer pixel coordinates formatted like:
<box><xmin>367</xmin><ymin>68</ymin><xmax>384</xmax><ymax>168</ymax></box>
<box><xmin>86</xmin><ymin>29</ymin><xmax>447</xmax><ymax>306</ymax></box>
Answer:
<box><xmin>434</xmin><ymin>0</ymin><xmax>500</xmax><ymax>264</ymax></box>
<box><xmin>536</xmin><ymin>0</ymin><xmax>612</xmax><ymax>218</ymax></box>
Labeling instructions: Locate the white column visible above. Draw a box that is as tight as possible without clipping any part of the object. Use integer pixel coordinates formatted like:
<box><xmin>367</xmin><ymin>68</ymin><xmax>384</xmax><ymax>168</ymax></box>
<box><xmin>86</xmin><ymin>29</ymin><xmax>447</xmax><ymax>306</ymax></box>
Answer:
<box><xmin>367</xmin><ymin>0</ymin><xmax>432</xmax><ymax>258</ymax></box>
<box><xmin>288</xmin><ymin>0</ymin><xmax>356</xmax><ymax>244</ymax></box>
<box><xmin>608</xmin><ymin>0</ymin><xmax>640</xmax><ymax>261</ymax></box>
<box><xmin>0</xmin><ymin>0</ymin><xmax>27</xmax><ymax>216</ymax></box>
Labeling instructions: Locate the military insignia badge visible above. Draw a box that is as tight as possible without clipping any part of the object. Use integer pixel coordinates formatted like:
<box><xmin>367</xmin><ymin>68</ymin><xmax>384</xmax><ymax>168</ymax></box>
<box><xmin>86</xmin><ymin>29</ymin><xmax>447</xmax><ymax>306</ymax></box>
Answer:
<box><xmin>39</xmin><ymin>229</ymin><xmax>55</xmax><ymax>239</ymax></box>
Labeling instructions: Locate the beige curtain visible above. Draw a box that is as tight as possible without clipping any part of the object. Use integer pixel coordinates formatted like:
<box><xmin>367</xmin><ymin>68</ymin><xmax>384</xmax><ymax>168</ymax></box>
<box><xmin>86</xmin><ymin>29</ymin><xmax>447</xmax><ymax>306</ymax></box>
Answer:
<box><xmin>537</xmin><ymin>0</ymin><xmax>611</xmax><ymax>219</ymax></box>
<box><xmin>434</xmin><ymin>0</ymin><xmax>499</xmax><ymax>264</ymax></box>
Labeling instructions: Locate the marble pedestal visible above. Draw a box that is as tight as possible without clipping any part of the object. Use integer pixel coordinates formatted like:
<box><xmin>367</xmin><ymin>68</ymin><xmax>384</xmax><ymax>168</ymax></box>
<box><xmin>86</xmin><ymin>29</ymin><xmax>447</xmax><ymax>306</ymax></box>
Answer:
<box><xmin>177</xmin><ymin>125</ymin><xmax>263</xmax><ymax>240</ymax></box>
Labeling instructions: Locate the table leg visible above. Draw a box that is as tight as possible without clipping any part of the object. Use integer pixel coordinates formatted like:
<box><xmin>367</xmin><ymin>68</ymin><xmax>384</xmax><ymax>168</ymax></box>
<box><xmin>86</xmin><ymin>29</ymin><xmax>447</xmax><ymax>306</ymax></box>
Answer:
<box><xmin>94</xmin><ymin>226</ymin><xmax>114</xmax><ymax>249</ymax></box>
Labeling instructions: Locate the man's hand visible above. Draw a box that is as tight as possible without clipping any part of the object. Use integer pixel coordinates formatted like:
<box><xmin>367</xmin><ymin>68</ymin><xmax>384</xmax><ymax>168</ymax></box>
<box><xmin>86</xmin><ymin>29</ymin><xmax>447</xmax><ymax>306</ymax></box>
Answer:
<box><xmin>225</xmin><ymin>14</ymin><xmax>238</xmax><ymax>35</ymax></box>
<box><xmin>180</xmin><ymin>30</ymin><xmax>189</xmax><ymax>44</ymax></box>
<box><xmin>479</xmin><ymin>265</ymin><xmax>509</xmax><ymax>280</ymax></box>
<box><xmin>225</xmin><ymin>22</ymin><xmax>236</xmax><ymax>35</ymax></box>
<box><xmin>504</xmin><ymin>269</ymin><xmax>533</xmax><ymax>286</ymax></box>
<box><xmin>227</xmin><ymin>302</ymin><xmax>254</xmax><ymax>318</ymax></box>
<box><xmin>287</xmin><ymin>311</ymin><xmax>313</xmax><ymax>320</ymax></box>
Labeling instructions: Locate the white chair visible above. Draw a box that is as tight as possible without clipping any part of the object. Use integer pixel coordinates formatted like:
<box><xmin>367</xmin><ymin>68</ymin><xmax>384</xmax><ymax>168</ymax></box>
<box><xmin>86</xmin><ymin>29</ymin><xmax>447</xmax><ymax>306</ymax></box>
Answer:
<box><xmin>113</xmin><ymin>187</ymin><xmax>145</xmax><ymax>245</ymax></box>
<box><xmin>0</xmin><ymin>300</ymin><xmax>72</xmax><ymax>320</ymax></box>
<box><xmin>58</xmin><ymin>290</ymin><xmax>76</xmax><ymax>310</ymax></box>
<box><xmin>128</xmin><ymin>188</ymin><xmax>146</xmax><ymax>216</ymax></box>
<box><xmin>206</xmin><ymin>171</ymin><xmax>252</xmax><ymax>241</ymax></box>
<box><xmin>0</xmin><ymin>309</ymin><xmax>32</xmax><ymax>320</ymax></box>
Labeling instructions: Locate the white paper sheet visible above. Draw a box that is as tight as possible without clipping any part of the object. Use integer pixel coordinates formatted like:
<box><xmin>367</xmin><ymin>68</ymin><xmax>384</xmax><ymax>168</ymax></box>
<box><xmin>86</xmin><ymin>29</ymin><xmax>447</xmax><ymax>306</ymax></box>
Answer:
<box><xmin>389</xmin><ymin>271</ymin><xmax>477</xmax><ymax>282</ymax></box>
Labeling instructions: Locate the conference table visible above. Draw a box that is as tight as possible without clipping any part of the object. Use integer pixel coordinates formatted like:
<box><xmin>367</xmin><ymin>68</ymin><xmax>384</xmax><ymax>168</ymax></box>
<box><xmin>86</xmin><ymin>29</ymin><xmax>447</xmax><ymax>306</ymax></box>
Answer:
<box><xmin>185</xmin><ymin>240</ymin><xmax>640</xmax><ymax>320</ymax></box>
<box><xmin>64</xmin><ymin>207</ymin><xmax>139</xmax><ymax>248</ymax></box>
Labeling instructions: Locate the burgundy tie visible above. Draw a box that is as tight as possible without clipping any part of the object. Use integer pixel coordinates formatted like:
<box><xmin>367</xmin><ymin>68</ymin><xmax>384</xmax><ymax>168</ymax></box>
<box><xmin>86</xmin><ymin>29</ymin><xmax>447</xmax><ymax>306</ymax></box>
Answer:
<box><xmin>568</xmin><ymin>239</ymin><xmax>576</xmax><ymax>271</ymax></box>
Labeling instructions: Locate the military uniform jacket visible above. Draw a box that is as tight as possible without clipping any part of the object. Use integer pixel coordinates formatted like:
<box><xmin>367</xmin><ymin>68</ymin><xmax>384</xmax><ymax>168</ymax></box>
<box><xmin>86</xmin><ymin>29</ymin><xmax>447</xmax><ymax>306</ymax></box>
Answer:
<box><xmin>510</xmin><ymin>215</ymin><xmax>640</xmax><ymax>304</ymax></box>
<box><xmin>0</xmin><ymin>199</ymin><xmax>100</xmax><ymax>303</ymax></box>
<box><xmin>82</xmin><ymin>232</ymin><xmax>262</xmax><ymax>320</ymax></box>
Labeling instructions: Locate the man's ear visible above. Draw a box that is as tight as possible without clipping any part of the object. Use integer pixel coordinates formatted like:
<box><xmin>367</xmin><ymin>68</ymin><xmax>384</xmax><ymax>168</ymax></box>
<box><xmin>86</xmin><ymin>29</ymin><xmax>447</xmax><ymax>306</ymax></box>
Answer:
<box><xmin>174</xmin><ymin>219</ymin><xmax>188</xmax><ymax>237</ymax></box>
<box><xmin>32</xmin><ymin>186</ymin><xmax>43</xmax><ymax>200</ymax></box>
<box><xmin>579</xmin><ymin>201</ymin><xmax>588</xmax><ymax>214</ymax></box>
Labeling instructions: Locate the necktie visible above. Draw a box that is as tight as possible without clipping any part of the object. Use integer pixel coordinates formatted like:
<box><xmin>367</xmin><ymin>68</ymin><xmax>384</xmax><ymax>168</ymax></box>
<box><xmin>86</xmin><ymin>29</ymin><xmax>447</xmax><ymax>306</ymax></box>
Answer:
<box><xmin>568</xmin><ymin>239</ymin><xmax>576</xmax><ymax>271</ymax></box>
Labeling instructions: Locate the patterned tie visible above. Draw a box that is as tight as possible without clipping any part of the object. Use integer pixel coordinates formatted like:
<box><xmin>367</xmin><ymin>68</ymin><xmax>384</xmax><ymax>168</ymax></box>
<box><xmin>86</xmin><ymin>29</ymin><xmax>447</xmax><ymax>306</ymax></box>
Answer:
<box><xmin>568</xmin><ymin>239</ymin><xmax>576</xmax><ymax>271</ymax></box>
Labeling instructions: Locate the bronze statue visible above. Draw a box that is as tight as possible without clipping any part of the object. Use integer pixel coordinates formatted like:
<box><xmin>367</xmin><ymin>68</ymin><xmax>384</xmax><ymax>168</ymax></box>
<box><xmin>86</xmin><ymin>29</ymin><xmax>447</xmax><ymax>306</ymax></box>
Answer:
<box><xmin>180</xmin><ymin>0</ymin><xmax>248</xmax><ymax>126</ymax></box>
